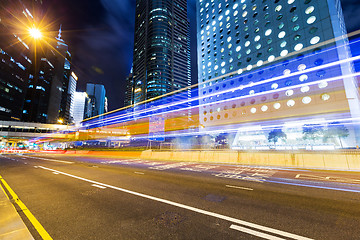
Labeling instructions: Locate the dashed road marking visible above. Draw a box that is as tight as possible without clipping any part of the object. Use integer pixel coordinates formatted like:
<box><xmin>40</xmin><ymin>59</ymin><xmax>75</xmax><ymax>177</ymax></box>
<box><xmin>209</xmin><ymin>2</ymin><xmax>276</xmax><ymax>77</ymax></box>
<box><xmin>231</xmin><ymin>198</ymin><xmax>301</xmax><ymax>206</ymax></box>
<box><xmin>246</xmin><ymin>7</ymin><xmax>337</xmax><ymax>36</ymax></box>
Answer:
<box><xmin>226</xmin><ymin>185</ymin><xmax>253</xmax><ymax>191</ymax></box>
<box><xmin>91</xmin><ymin>184</ymin><xmax>106</xmax><ymax>189</ymax></box>
<box><xmin>230</xmin><ymin>224</ymin><xmax>285</xmax><ymax>240</ymax></box>
<box><xmin>37</xmin><ymin>165</ymin><xmax>313</xmax><ymax>240</ymax></box>
<box><xmin>134</xmin><ymin>172</ymin><xmax>144</xmax><ymax>175</ymax></box>
<box><xmin>22</xmin><ymin>156</ymin><xmax>73</xmax><ymax>164</ymax></box>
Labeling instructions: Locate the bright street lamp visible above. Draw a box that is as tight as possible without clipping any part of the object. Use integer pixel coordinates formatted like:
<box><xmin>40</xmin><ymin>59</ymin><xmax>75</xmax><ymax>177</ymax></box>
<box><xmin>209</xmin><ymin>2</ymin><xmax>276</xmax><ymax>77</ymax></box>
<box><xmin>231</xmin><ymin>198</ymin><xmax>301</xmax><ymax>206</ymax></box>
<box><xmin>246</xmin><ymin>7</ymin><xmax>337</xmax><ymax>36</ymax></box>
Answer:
<box><xmin>29</xmin><ymin>27</ymin><xmax>42</xmax><ymax>39</ymax></box>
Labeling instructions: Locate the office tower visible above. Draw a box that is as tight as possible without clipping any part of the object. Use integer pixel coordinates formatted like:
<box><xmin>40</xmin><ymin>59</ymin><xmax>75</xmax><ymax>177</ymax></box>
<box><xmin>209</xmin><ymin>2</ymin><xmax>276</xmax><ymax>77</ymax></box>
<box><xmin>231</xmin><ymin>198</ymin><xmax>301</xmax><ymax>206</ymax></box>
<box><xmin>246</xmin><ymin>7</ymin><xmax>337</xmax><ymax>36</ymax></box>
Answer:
<box><xmin>124</xmin><ymin>71</ymin><xmax>133</xmax><ymax>107</ymax></box>
<box><xmin>132</xmin><ymin>0</ymin><xmax>191</xmax><ymax>104</ymax></box>
<box><xmin>0</xmin><ymin>0</ymin><xmax>42</xmax><ymax>121</ymax></box>
<box><xmin>84</xmin><ymin>83</ymin><xmax>106</xmax><ymax>119</ymax></box>
<box><xmin>71</xmin><ymin>92</ymin><xmax>87</xmax><ymax>125</ymax></box>
<box><xmin>197</xmin><ymin>0</ymin><xmax>360</xmax><ymax>147</ymax></box>
<box><xmin>23</xmin><ymin>27</ymin><xmax>70</xmax><ymax>124</ymax></box>
<box><xmin>59</xmin><ymin>50</ymin><xmax>77</xmax><ymax>124</ymax></box>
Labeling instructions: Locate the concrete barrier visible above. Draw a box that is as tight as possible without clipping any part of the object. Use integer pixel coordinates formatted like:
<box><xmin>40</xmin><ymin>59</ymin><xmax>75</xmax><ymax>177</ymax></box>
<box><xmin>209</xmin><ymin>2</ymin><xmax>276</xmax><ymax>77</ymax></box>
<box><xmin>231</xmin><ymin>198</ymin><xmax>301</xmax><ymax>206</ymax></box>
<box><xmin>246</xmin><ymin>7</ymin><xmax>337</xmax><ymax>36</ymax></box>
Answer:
<box><xmin>51</xmin><ymin>149</ymin><xmax>360</xmax><ymax>171</ymax></box>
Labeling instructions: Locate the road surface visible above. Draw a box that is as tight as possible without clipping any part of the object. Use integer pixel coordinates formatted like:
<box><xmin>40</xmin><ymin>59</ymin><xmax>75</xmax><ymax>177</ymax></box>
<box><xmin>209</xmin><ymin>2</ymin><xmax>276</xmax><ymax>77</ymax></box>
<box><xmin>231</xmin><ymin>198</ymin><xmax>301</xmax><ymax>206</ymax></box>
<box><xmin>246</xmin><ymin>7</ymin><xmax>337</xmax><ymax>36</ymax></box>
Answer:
<box><xmin>0</xmin><ymin>153</ymin><xmax>359</xmax><ymax>239</ymax></box>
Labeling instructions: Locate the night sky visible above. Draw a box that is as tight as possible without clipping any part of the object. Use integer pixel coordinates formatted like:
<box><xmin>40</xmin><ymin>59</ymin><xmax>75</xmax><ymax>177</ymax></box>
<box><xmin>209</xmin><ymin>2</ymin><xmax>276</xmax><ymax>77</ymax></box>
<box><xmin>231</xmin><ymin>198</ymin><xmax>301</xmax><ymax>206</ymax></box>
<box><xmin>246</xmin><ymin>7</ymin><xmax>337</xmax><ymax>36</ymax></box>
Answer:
<box><xmin>43</xmin><ymin>0</ymin><xmax>360</xmax><ymax>111</ymax></box>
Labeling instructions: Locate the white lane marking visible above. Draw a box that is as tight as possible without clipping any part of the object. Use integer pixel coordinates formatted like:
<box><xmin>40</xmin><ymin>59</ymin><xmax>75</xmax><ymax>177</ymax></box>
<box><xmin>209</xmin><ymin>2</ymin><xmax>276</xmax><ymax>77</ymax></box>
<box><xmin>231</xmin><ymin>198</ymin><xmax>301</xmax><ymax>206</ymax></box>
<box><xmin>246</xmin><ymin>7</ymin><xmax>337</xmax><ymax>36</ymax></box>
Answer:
<box><xmin>91</xmin><ymin>184</ymin><xmax>106</xmax><ymax>189</ymax></box>
<box><xmin>37</xmin><ymin>165</ymin><xmax>313</xmax><ymax>240</ymax></box>
<box><xmin>23</xmin><ymin>156</ymin><xmax>73</xmax><ymax>164</ymax></box>
<box><xmin>134</xmin><ymin>172</ymin><xmax>144</xmax><ymax>175</ymax></box>
<box><xmin>226</xmin><ymin>185</ymin><xmax>253</xmax><ymax>191</ymax></box>
<box><xmin>52</xmin><ymin>172</ymin><xmax>59</xmax><ymax>175</ymax></box>
<box><xmin>230</xmin><ymin>224</ymin><xmax>285</xmax><ymax>240</ymax></box>
<box><xmin>295</xmin><ymin>174</ymin><xmax>360</xmax><ymax>184</ymax></box>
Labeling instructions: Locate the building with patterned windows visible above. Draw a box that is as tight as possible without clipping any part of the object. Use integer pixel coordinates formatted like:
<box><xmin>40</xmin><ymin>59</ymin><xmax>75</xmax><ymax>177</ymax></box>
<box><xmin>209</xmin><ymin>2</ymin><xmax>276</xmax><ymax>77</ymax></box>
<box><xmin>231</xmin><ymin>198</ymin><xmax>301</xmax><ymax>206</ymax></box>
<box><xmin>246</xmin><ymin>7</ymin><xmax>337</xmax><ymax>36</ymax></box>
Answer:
<box><xmin>132</xmin><ymin>0</ymin><xmax>191</xmax><ymax>104</ymax></box>
<box><xmin>196</xmin><ymin>0</ymin><xmax>360</xmax><ymax>148</ymax></box>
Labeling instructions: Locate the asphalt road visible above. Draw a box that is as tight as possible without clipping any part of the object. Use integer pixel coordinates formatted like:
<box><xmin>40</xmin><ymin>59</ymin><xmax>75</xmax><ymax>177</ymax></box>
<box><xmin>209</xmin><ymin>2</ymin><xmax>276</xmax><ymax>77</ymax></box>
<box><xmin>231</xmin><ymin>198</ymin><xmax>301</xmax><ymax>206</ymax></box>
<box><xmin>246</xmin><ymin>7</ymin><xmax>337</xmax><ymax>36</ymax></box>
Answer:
<box><xmin>0</xmin><ymin>153</ymin><xmax>360</xmax><ymax>239</ymax></box>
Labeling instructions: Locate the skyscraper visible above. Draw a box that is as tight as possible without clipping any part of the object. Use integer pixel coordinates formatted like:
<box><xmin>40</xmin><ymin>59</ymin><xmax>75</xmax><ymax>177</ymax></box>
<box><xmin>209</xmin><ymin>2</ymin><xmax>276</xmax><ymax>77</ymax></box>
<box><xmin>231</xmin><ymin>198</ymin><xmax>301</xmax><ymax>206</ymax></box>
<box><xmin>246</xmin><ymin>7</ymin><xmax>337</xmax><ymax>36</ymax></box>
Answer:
<box><xmin>196</xmin><ymin>0</ymin><xmax>360</xmax><ymax>147</ymax></box>
<box><xmin>23</xmin><ymin>27</ymin><xmax>70</xmax><ymax>124</ymax></box>
<box><xmin>132</xmin><ymin>0</ymin><xmax>191</xmax><ymax>104</ymax></box>
<box><xmin>71</xmin><ymin>92</ymin><xmax>87</xmax><ymax>126</ymax></box>
<box><xmin>84</xmin><ymin>83</ymin><xmax>106</xmax><ymax>119</ymax></box>
<box><xmin>124</xmin><ymin>70</ymin><xmax>133</xmax><ymax>107</ymax></box>
<box><xmin>0</xmin><ymin>0</ymin><xmax>42</xmax><ymax>121</ymax></box>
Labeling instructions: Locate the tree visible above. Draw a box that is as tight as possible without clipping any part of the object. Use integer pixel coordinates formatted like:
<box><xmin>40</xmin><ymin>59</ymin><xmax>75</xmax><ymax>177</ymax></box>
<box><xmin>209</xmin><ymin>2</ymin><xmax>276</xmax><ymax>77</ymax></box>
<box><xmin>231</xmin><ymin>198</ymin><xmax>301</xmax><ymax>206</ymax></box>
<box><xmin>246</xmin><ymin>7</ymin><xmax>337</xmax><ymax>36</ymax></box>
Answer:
<box><xmin>215</xmin><ymin>133</ymin><xmax>228</xmax><ymax>148</ymax></box>
<box><xmin>324</xmin><ymin>122</ymin><xmax>349</xmax><ymax>148</ymax></box>
<box><xmin>302</xmin><ymin>124</ymin><xmax>324</xmax><ymax>142</ymax></box>
<box><xmin>268</xmin><ymin>129</ymin><xmax>287</xmax><ymax>146</ymax></box>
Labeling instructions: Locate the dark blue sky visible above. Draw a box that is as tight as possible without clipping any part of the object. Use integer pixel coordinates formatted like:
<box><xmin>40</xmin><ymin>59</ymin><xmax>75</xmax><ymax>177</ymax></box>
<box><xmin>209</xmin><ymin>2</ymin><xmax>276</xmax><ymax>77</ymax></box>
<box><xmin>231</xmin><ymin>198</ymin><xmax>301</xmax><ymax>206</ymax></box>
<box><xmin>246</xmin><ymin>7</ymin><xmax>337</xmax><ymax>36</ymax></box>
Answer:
<box><xmin>46</xmin><ymin>0</ymin><xmax>360</xmax><ymax>111</ymax></box>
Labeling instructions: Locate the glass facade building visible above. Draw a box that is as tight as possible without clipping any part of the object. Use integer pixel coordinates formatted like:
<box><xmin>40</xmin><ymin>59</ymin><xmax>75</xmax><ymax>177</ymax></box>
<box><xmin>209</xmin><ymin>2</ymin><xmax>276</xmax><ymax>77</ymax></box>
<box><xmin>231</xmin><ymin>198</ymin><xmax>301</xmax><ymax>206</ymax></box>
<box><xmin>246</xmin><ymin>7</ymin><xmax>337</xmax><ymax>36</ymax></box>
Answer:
<box><xmin>0</xmin><ymin>0</ymin><xmax>42</xmax><ymax>121</ymax></box>
<box><xmin>196</xmin><ymin>0</ymin><xmax>360</xmax><ymax>148</ymax></box>
<box><xmin>132</xmin><ymin>0</ymin><xmax>191</xmax><ymax>104</ymax></box>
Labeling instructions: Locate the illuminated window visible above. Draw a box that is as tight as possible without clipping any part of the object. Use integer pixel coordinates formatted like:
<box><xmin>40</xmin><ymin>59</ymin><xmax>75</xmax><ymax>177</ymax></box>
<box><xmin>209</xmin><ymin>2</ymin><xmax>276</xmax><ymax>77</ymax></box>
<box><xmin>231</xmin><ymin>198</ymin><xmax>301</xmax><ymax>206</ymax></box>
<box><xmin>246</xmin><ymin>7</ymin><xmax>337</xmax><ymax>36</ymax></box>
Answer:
<box><xmin>301</xmin><ymin>85</ymin><xmax>310</xmax><ymax>92</ymax></box>
<box><xmin>254</xmin><ymin>35</ymin><xmax>261</xmax><ymax>41</ymax></box>
<box><xmin>255</xmin><ymin>43</ymin><xmax>261</xmax><ymax>49</ymax></box>
<box><xmin>273</xmin><ymin>103</ymin><xmax>281</xmax><ymax>109</ymax></box>
<box><xmin>318</xmin><ymin>81</ymin><xmax>328</xmax><ymax>88</ymax></box>
<box><xmin>307</xmin><ymin>16</ymin><xmax>316</xmax><ymax>24</ymax></box>
<box><xmin>294</xmin><ymin>43</ymin><xmax>303</xmax><ymax>51</ymax></box>
<box><xmin>250</xmin><ymin>107</ymin><xmax>257</xmax><ymax>113</ymax></box>
<box><xmin>271</xmin><ymin>83</ymin><xmax>278</xmax><ymax>89</ymax></box>
<box><xmin>305</xmin><ymin>6</ymin><xmax>314</xmax><ymax>14</ymax></box>
<box><xmin>283</xmin><ymin>69</ymin><xmax>291</xmax><ymax>75</ymax></box>
<box><xmin>288</xmin><ymin>0</ymin><xmax>295</xmax><ymax>4</ymax></box>
<box><xmin>236</xmin><ymin>46</ymin><xmax>241</xmax><ymax>52</ymax></box>
<box><xmin>287</xmin><ymin>99</ymin><xmax>295</xmax><ymax>107</ymax></box>
<box><xmin>275</xmin><ymin>5</ymin><xmax>282</xmax><ymax>12</ymax></box>
<box><xmin>299</xmin><ymin>74</ymin><xmax>308</xmax><ymax>82</ymax></box>
<box><xmin>321</xmin><ymin>93</ymin><xmax>330</xmax><ymax>101</ymax></box>
<box><xmin>265</xmin><ymin>29</ymin><xmax>272</xmax><ymax>36</ymax></box>
<box><xmin>268</xmin><ymin>55</ymin><xmax>275</xmax><ymax>62</ymax></box>
<box><xmin>291</xmin><ymin>15</ymin><xmax>298</xmax><ymax>22</ymax></box>
<box><xmin>280</xmin><ymin>49</ymin><xmax>288</xmax><ymax>56</ymax></box>
<box><xmin>280</xmin><ymin>41</ymin><xmax>287</xmax><ymax>48</ymax></box>
<box><xmin>302</xmin><ymin>96</ymin><xmax>311</xmax><ymax>104</ymax></box>
<box><xmin>278</xmin><ymin>31</ymin><xmax>286</xmax><ymax>38</ymax></box>
<box><xmin>285</xmin><ymin>89</ymin><xmax>294</xmax><ymax>96</ymax></box>
<box><xmin>310</xmin><ymin>36</ymin><xmax>320</xmax><ymax>44</ymax></box>
<box><xmin>261</xmin><ymin>105</ymin><xmax>268</xmax><ymax>111</ymax></box>
<box><xmin>257</xmin><ymin>60</ymin><xmax>264</xmax><ymax>66</ymax></box>
<box><xmin>298</xmin><ymin>64</ymin><xmax>306</xmax><ymax>71</ymax></box>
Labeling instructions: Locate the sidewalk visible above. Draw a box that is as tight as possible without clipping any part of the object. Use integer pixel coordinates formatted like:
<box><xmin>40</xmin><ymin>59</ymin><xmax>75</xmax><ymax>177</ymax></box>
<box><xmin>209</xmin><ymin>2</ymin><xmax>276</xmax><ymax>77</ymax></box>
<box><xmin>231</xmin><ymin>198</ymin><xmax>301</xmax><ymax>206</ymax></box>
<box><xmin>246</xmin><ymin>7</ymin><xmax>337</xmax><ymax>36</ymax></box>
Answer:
<box><xmin>0</xmin><ymin>180</ymin><xmax>34</xmax><ymax>240</ymax></box>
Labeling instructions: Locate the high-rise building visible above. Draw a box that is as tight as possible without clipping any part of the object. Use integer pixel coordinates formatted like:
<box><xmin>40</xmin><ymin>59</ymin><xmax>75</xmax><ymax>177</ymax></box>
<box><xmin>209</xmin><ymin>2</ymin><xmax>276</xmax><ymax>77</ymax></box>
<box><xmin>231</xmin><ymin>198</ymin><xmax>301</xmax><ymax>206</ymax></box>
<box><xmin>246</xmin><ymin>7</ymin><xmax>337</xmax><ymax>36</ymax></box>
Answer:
<box><xmin>196</xmin><ymin>0</ymin><xmax>360</xmax><ymax>147</ymax></box>
<box><xmin>132</xmin><ymin>0</ymin><xmax>191</xmax><ymax>104</ymax></box>
<box><xmin>59</xmin><ymin>50</ymin><xmax>77</xmax><ymax>124</ymax></box>
<box><xmin>71</xmin><ymin>92</ymin><xmax>87</xmax><ymax>126</ymax></box>
<box><xmin>0</xmin><ymin>0</ymin><xmax>42</xmax><ymax>121</ymax></box>
<box><xmin>124</xmin><ymin>70</ymin><xmax>133</xmax><ymax>107</ymax></box>
<box><xmin>84</xmin><ymin>83</ymin><xmax>106</xmax><ymax>119</ymax></box>
<box><xmin>23</xmin><ymin>27</ymin><xmax>70</xmax><ymax>124</ymax></box>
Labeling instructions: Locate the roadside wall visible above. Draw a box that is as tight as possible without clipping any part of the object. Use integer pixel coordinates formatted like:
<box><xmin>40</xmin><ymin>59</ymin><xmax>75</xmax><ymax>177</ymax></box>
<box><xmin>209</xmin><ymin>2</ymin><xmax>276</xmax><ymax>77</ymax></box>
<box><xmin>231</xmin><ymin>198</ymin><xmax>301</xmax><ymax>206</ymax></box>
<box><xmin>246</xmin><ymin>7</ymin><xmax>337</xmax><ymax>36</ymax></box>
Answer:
<box><xmin>51</xmin><ymin>150</ymin><xmax>360</xmax><ymax>171</ymax></box>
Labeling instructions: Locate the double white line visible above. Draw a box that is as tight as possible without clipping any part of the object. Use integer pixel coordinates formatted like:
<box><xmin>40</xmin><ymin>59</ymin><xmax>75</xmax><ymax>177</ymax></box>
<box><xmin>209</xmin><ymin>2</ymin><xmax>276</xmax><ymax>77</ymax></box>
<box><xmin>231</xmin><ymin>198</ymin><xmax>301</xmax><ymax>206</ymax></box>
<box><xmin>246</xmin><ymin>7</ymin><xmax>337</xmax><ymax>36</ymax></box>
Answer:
<box><xmin>37</xmin><ymin>165</ymin><xmax>312</xmax><ymax>240</ymax></box>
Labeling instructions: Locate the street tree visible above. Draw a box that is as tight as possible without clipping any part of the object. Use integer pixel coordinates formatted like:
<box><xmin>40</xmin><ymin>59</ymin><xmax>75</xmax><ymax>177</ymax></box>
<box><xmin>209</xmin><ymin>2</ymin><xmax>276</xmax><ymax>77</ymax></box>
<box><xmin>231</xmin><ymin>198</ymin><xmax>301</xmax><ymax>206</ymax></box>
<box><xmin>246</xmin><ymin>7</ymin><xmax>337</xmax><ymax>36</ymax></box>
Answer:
<box><xmin>268</xmin><ymin>129</ymin><xmax>287</xmax><ymax>146</ymax></box>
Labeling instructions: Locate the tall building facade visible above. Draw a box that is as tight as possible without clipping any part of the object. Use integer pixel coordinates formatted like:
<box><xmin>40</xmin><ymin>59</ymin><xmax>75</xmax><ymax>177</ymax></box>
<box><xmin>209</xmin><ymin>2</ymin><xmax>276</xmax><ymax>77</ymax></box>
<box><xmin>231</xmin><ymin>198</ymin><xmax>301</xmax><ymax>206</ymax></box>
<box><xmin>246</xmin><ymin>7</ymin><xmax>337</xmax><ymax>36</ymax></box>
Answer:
<box><xmin>23</xmin><ymin>27</ymin><xmax>71</xmax><ymax>124</ymax></box>
<box><xmin>59</xmin><ymin>52</ymin><xmax>77</xmax><ymax>124</ymax></box>
<box><xmin>0</xmin><ymin>0</ymin><xmax>42</xmax><ymax>121</ymax></box>
<box><xmin>71</xmin><ymin>92</ymin><xmax>87</xmax><ymax>125</ymax></box>
<box><xmin>124</xmin><ymin>71</ymin><xmax>133</xmax><ymax>107</ymax></box>
<box><xmin>196</xmin><ymin>0</ymin><xmax>360</xmax><ymax>147</ymax></box>
<box><xmin>132</xmin><ymin>0</ymin><xmax>191</xmax><ymax>104</ymax></box>
<box><xmin>84</xmin><ymin>83</ymin><xmax>106</xmax><ymax>119</ymax></box>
